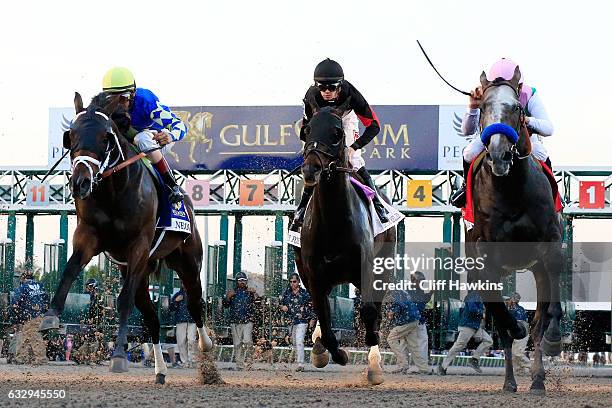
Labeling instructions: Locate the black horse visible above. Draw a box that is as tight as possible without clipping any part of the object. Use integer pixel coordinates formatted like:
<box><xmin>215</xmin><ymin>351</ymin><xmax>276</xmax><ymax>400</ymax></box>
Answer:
<box><xmin>40</xmin><ymin>92</ymin><xmax>214</xmax><ymax>384</ymax></box>
<box><xmin>467</xmin><ymin>67</ymin><xmax>563</xmax><ymax>394</ymax></box>
<box><xmin>293</xmin><ymin>98</ymin><xmax>396</xmax><ymax>385</ymax></box>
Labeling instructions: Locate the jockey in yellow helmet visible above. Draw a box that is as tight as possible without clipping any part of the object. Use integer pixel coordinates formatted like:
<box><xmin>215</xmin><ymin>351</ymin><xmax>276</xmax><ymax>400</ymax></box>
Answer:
<box><xmin>102</xmin><ymin>67</ymin><xmax>187</xmax><ymax>204</ymax></box>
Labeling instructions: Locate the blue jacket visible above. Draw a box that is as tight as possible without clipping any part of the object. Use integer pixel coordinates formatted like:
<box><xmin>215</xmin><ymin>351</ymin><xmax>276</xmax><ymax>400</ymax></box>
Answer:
<box><xmin>222</xmin><ymin>287</ymin><xmax>257</xmax><ymax>324</ymax></box>
<box><xmin>170</xmin><ymin>289</ymin><xmax>196</xmax><ymax>324</ymax></box>
<box><xmin>508</xmin><ymin>304</ymin><xmax>528</xmax><ymax>322</ymax></box>
<box><xmin>129</xmin><ymin>88</ymin><xmax>187</xmax><ymax>141</ymax></box>
<box><xmin>9</xmin><ymin>279</ymin><xmax>48</xmax><ymax>325</ymax></box>
<box><xmin>412</xmin><ymin>288</ymin><xmax>432</xmax><ymax>324</ymax></box>
<box><xmin>458</xmin><ymin>291</ymin><xmax>484</xmax><ymax>330</ymax></box>
<box><xmin>281</xmin><ymin>287</ymin><xmax>315</xmax><ymax>325</ymax></box>
<box><xmin>386</xmin><ymin>290</ymin><xmax>420</xmax><ymax>327</ymax></box>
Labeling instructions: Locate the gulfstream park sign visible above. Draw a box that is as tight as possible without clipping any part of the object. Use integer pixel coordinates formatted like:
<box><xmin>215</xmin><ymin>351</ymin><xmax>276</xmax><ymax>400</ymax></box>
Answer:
<box><xmin>48</xmin><ymin>105</ymin><xmax>469</xmax><ymax>172</ymax></box>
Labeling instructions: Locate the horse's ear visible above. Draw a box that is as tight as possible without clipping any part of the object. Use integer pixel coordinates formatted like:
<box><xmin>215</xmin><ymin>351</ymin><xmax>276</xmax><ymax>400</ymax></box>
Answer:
<box><xmin>74</xmin><ymin>92</ymin><xmax>84</xmax><ymax>114</ymax></box>
<box><xmin>479</xmin><ymin>71</ymin><xmax>489</xmax><ymax>88</ymax></box>
<box><xmin>511</xmin><ymin>66</ymin><xmax>521</xmax><ymax>87</ymax></box>
<box><xmin>63</xmin><ymin>130</ymin><xmax>71</xmax><ymax>149</ymax></box>
<box><xmin>304</xmin><ymin>94</ymin><xmax>319</xmax><ymax>114</ymax></box>
<box><xmin>334</xmin><ymin>96</ymin><xmax>352</xmax><ymax>117</ymax></box>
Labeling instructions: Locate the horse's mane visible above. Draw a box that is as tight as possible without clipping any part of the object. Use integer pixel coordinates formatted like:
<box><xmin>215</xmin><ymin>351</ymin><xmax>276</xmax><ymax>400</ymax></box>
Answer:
<box><xmin>90</xmin><ymin>92</ymin><xmax>110</xmax><ymax>111</ymax></box>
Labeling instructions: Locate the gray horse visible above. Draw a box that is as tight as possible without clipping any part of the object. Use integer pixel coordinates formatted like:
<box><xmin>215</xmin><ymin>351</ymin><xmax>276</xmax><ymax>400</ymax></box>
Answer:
<box><xmin>466</xmin><ymin>66</ymin><xmax>563</xmax><ymax>394</ymax></box>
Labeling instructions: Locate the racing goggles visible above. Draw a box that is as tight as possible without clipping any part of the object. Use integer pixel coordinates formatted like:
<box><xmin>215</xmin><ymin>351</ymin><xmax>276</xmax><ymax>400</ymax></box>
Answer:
<box><xmin>316</xmin><ymin>82</ymin><xmax>341</xmax><ymax>92</ymax></box>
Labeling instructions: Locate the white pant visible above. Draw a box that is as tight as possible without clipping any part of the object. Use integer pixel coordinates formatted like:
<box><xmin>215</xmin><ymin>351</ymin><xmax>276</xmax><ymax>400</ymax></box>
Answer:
<box><xmin>463</xmin><ymin>134</ymin><xmax>548</xmax><ymax>163</ymax></box>
<box><xmin>417</xmin><ymin>323</ymin><xmax>429</xmax><ymax>363</ymax></box>
<box><xmin>387</xmin><ymin>321</ymin><xmax>429</xmax><ymax>372</ymax></box>
<box><xmin>134</xmin><ymin>130</ymin><xmax>175</xmax><ymax>155</ymax></box>
<box><xmin>441</xmin><ymin>326</ymin><xmax>493</xmax><ymax>369</ymax></box>
<box><xmin>343</xmin><ymin>111</ymin><xmax>365</xmax><ymax>170</ymax></box>
<box><xmin>175</xmin><ymin>322</ymin><xmax>197</xmax><ymax>364</ymax></box>
<box><xmin>290</xmin><ymin>323</ymin><xmax>308</xmax><ymax>365</ymax></box>
<box><xmin>231</xmin><ymin>322</ymin><xmax>253</xmax><ymax>368</ymax></box>
<box><xmin>512</xmin><ymin>321</ymin><xmax>530</xmax><ymax>369</ymax></box>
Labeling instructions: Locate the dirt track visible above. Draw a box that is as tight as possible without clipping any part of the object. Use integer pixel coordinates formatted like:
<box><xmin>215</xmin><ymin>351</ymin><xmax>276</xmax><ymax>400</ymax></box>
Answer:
<box><xmin>0</xmin><ymin>362</ymin><xmax>610</xmax><ymax>407</ymax></box>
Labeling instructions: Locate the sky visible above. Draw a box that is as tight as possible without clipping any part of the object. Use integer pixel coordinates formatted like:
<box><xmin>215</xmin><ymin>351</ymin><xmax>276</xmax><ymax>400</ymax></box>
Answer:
<box><xmin>0</xmin><ymin>0</ymin><xmax>611</xmax><ymax>168</ymax></box>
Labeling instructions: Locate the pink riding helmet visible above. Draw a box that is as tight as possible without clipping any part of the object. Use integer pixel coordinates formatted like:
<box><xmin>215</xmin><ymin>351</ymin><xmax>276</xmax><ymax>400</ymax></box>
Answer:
<box><xmin>488</xmin><ymin>58</ymin><xmax>533</xmax><ymax>107</ymax></box>
<box><xmin>487</xmin><ymin>58</ymin><xmax>524</xmax><ymax>84</ymax></box>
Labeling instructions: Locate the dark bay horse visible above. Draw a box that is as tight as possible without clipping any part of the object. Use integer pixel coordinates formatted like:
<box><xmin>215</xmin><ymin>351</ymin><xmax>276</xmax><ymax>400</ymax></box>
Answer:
<box><xmin>467</xmin><ymin>67</ymin><xmax>563</xmax><ymax>394</ymax></box>
<box><xmin>293</xmin><ymin>99</ymin><xmax>396</xmax><ymax>385</ymax></box>
<box><xmin>39</xmin><ymin>92</ymin><xmax>213</xmax><ymax>384</ymax></box>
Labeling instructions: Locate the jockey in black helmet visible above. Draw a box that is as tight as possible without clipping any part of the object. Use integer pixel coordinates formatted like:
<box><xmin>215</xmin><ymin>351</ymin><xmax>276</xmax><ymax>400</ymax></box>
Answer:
<box><xmin>290</xmin><ymin>58</ymin><xmax>387</xmax><ymax>230</ymax></box>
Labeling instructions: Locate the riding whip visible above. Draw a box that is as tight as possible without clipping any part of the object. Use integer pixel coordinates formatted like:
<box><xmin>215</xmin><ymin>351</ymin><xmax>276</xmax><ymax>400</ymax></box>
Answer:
<box><xmin>416</xmin><ymin>40</ymin><xmax>471</xmax><ymax>96</ymax></box>
<box><xmin>40</xmin><ymin>148</ymin><xmax>70</xmax><ymax>183</ymax></box>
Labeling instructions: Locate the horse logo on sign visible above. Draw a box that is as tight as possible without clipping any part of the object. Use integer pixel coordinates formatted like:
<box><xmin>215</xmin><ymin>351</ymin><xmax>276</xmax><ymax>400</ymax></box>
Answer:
<box><xmin>170</xmin><ymin>111</ymin><xmax>214</xmax><ymax>163</ymax></box>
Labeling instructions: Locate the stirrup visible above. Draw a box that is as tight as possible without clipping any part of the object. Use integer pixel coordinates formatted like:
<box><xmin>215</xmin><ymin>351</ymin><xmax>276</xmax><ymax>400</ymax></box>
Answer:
<box><xmin>373</xmin><ymin>202</ymin><xmax>389</xmax><ymax>223</ymax></box>
<box><xmin>290</xmin><ymin>207</ymin><xmax>306</xmax><ymax>231</ymax></box>
<box><xmin>450</xmin><ymin>185</ymin><xmax>466</xmax><ymax>208</ymax></box>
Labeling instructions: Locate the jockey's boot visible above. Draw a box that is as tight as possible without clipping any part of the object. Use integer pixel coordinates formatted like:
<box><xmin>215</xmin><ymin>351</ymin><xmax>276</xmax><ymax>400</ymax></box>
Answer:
<box><xmin>450</xmin><ymin>160</ymin><xmax>471</xmax><ymax>208</ymax></box>
<box><xmin>357</xmin><ymin>167</ymin><xmax>389</xmax><ymax>224</ymax></box>
<box><xmin>544</xmin><ymin>157</ymin><xmax>552</xmax><ymax>170</ymax></box>
<box><xmin>154</xmin><ymin>158</ymin><xmax>184</xmax><ymax>204</ymax></box>
<box><xmin>290</xmin><ymin>185</ymin><xmax>314</xmax><ymax>230</ymax></box>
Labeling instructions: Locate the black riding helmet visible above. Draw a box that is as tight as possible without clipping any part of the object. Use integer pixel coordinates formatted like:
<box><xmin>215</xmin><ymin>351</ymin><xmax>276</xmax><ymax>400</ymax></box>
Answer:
<box><xmin>314</xmin><ymin>58</ymin><xmax>344</xmax><ymax>84</ymax></box>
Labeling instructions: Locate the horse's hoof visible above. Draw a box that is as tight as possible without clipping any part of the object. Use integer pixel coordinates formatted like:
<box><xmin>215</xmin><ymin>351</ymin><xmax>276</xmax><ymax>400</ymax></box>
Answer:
<box><xmin>508</xmin><ymin>321</ymin><xmax>528</xmax><ymax>340</ymax></box>
<box><xmin>541</xmin><ymin>335</ymin><xmax>561</xmax><ymax>357</ymax></box>
<box><xmin>155</xmin><ymin>374</ymin><xmax>166</xmax><ymax>385</ymax></box>
<box><xmin>331</xmin><ymin>348</ymin><xmax>349</xmax><ymax>366</ymax></box>
<box><xmin>503</xmin><ymin>382</ymin><xmax>517</xmax><ymax>393</ymax></box>
<box><xmin>364</xmin><ymin>332</ymin><xmax>379</xmax><ymax>347</ymax></box>
<box><xmin>110</xmin><ymin>356</ymin><xmax>129</xmax><ymax>373</ymax></box>
<box><xmin>367</xmin><ymin>365</ymin><xmax>384</xmax><ymax>385</ymax></box>
<box><xmin>529</xmin><ymin>386</ymin><xmax>546</xmax><ymax>396</ymax></box>
<box><xmin>311</xmin><ymin>339</ymin><xmax>330</xmax><ymax>368</ymax></box>
<box><xmin>39</xmin><ymin>315</ymin><xmax>60</xmax><ymax>332</ymax></box>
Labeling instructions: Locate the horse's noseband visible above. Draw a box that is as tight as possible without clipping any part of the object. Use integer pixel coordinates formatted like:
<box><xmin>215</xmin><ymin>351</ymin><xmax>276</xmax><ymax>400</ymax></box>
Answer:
<box><xmin>303</xmin><ymin>140</ymin><xmax>354</xmax><ymax>179</ymax></box>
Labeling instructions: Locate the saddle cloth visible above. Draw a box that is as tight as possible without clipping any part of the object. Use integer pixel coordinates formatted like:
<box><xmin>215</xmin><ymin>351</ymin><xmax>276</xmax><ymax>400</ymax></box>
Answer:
<box><xmin>288</xmin><ymin>177</ymin><xmax>404</xmax><ymax>248</ymax></box>
<box><xmin>462</xmin><ymin>153</ymin><xmax>563</xmax><ymax>231</ymax></box>
<box><xmin>144</xmin><ymin>160</ymin><xmax>191</xmax><ymax>254</ymax></box>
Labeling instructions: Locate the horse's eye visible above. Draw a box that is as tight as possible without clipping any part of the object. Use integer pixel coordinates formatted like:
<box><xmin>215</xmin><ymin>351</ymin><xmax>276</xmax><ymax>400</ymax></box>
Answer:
<box><xmin>304</xmin><ymin>126</ymin><xmax>311</xmax><ymax>136</ymax></box>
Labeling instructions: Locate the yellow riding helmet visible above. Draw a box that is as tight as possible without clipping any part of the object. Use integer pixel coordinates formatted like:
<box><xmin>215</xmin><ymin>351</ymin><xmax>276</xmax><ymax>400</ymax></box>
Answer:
<box><xmin>102</xmin><ymin>67</ymin><xmax>136</xmax><ymax>93</ymax></box>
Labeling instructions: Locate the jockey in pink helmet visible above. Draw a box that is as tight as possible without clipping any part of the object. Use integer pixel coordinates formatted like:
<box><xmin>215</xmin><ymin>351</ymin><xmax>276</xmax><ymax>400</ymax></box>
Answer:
<box><xmin>451</xmin><ymin>58</ymin><xmax>554</xmax><ymax>208</ymax></box>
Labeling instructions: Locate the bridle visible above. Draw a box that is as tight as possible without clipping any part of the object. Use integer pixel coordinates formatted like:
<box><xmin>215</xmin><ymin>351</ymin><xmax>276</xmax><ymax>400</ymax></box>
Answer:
<box><xmin>479</xmin><ymin>80</ymin><xmax>530</xmax><ymax>164</ymax></box>
<box><xmin>302</xmin><ymin>112</ymin><xmax>355</xmax><ymax>180</ymax></box>
<box><xmin>70</xmin><ymin>110</ymin><xmax>142</xmax><ymax>195</ymax></box>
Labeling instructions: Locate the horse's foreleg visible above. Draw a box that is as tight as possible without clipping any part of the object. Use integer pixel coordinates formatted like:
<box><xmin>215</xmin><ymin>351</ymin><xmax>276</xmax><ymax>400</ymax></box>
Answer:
<box><xmin>309</xmin><ymin>284</ymin><xmax>347</xmax><ymax>367</ymax></box>
<box><xmin>110</xmin><ymin>248</ymin><xmax>149</xmax><ymax>373</ymax></box>
<box><xmin>539</xmin><ymin>253</ymin><xmax>563</xmax><ymax>357</ymax></box>
<box><xmin>498</xmin><ymin>329</ymin><xmax>517</xmax><ymax>392</ymax></box>
<box><xmin>134</xmin><ymin>280</ymin><xmax>166</xmax><ymax>384</ymax></box>
<box><xmin>41</xmin><ymin>226</ymin><xmax>99</xmax><ymax>331</ymax></box>
<box><xmin>530</xmin><ymin>301</ymin><xmax>548</xmax><ymax>395</ymax></box>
